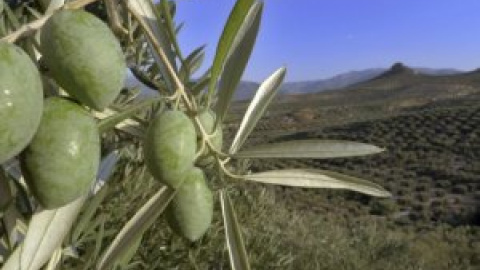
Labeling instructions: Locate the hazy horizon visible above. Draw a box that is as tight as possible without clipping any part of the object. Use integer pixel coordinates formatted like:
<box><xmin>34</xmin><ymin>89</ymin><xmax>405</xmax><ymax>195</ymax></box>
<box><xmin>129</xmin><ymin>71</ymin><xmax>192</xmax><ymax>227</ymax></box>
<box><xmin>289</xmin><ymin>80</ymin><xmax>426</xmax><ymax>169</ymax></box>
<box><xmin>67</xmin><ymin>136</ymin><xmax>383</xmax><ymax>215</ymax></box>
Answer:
<box><xmin>175</xmin><ymin>0</ymin><xmax>480</xmax><ymax>82</ymax></box>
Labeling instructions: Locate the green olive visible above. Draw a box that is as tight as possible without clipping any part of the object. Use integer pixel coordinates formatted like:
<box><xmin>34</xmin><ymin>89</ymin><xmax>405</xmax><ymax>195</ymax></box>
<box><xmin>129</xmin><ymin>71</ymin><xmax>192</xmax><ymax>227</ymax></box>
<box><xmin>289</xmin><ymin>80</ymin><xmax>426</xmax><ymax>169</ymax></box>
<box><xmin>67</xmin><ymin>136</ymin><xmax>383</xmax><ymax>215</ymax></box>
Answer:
<box><xmin>0</xmin><ymin>42</ymin><xmax>43</xmax><ymax>163</ymax></box>
<box><xmin>144</xmin><ymin>110</ymin><xmax>196</xmax><ymax>188</ymax></box>
<box><xmin>21</xmin><ymin>97</ymin><xmax>100</xmax><ymax>209</ymax></box>
<box><xmin>40</xmin><ymin>10</ymin><xmax>126</xmax><ymax>111</ymax></box>
<box><xmin>166</xmin><ymin>167</ymin><xmax>213</xmax><ymax>242</ymax></box>
<box><xmin>195</xmin><ymin>109</ymin><xmax>223</xmax><ymax>168</ymax></box>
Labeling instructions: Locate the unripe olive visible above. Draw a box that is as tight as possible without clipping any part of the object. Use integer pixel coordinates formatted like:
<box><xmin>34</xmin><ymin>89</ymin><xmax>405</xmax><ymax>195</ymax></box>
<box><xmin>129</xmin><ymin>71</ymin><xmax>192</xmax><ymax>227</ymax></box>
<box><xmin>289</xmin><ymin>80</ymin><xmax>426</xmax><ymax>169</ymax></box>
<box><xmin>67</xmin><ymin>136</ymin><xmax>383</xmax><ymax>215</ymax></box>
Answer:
<box><xmin>40</xmin><ymin>9</ymin><xmax>126</xmax><ymax>111</ymax></box>
<box><xmin>21</xmin><ymin>97</ymin><xmax>100</xmax><ymax>209</ymax></box>
<box><xmin>144</xmin><ymin>110</ymin><xmax>196</xmax><ymax>187</ymax></box>
<box><xmin>195</xmin><ymin>109</ymin><xmax>223</xmax><ymax>168</ymax></box>
<box><xmin>0</xmin><ymin>42</ymin><xmax>43</xmax><ymax>163</ymax></box>
<box><xmin>166</xmin><ymin>167</ymin><xmax>213</xmax><ymax>242</ymax></box>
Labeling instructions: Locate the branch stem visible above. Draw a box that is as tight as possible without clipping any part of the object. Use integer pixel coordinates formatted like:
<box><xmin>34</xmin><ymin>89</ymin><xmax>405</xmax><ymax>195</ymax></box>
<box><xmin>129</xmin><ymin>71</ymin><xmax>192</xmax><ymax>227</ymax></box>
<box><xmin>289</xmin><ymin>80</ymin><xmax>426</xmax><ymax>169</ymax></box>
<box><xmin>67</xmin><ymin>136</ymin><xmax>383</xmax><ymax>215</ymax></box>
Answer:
<box><xmin>1</xmin><ymin>0</ymin><xmax>101</xmax><ymax>43</ymax></box>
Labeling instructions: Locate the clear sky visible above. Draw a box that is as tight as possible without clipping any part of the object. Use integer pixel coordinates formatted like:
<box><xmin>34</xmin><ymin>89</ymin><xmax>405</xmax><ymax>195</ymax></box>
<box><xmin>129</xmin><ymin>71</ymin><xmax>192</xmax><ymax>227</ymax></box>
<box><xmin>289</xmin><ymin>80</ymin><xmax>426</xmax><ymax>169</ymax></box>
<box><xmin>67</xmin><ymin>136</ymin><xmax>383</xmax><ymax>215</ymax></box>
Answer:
<box><xmin>175</xmin><ymin>0</ymin><xmax>480</xmax><ymax>82</ymax></box>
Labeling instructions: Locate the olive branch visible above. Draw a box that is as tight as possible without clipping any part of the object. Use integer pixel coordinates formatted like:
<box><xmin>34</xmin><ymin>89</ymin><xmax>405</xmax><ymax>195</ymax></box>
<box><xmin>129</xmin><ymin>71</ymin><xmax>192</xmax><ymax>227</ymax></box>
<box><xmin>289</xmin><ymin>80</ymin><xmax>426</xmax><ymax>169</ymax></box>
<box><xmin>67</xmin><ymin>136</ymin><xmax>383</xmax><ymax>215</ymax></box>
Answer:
<box><xmin>0</xmin><ymin>1</ymin><xmax>391</xmax><ymax>269</ymax></box>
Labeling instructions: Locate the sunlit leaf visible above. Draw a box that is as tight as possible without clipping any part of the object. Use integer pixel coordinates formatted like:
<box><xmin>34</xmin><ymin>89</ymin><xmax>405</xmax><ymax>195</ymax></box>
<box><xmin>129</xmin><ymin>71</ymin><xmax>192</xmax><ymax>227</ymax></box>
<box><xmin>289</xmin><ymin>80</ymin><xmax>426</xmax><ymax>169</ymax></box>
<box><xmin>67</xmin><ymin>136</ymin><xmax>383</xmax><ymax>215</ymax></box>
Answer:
<box><xmin>214</xmin><ymin>2</ymin><xmax>263</xmax><ymax>125</ymax></box>
<box><xmin>220</xmin><ymin>190</ymin><xmax>251</xmax><ymax>270</ymax></box>
<box><xmin>234</xmin><ymin>140</ymin><xmax>385</xmax><ymax>158</ymax></box>
<box><xmin>207</xmin><ymin>0</ymin><xmax>255</xmax><ymax>102</ymax></box>
<box><xmin>2</xmin><ymin>196</ymin><xmax>86</xmax><ymax>270</ymax></box>
<box><xmin>243</xmin><ymin>169</ymin><xmax>392</xmax><ymax>197</ymax></box>
<box><xmin>229</xmin><ymin>67</ymin><xmax>286</xmax><ymax>154</ymax></box>
<box><xmin>96</xmin><ymin>186</ymin><xmax>176</xmax><ymax>270</ymax></box>
<box><xmin>44</xmin><ymin>247</ymin><xmax>62</xmax><ymax>270</ymax></box>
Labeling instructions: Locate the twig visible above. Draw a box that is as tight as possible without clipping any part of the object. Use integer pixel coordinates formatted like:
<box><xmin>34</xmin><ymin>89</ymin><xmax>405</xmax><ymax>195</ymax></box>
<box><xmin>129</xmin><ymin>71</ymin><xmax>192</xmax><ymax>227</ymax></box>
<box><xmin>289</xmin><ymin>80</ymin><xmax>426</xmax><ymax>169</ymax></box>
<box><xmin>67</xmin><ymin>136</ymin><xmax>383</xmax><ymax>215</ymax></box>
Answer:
<box><xmin>1</xmin><ymin>0</ymin><xmax>101</xmax><ymax>43</ymax></box>
<box><xmin>127</xmin><ymin>4</ymin><xmax>195</xmax><ymax>112</ymax></box>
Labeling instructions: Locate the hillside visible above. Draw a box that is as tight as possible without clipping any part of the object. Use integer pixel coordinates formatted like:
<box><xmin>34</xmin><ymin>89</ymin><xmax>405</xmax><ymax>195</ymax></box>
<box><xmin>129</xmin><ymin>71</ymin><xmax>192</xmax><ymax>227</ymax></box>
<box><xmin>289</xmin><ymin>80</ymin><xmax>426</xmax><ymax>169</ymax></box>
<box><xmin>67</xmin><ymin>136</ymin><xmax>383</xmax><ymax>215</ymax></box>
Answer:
<box><xmin>233</xmin><ymin>64</ymin><xmax>462</xmax><ymax>100</ymax></box>
<box><xmin>219</xmin><ymin>80</ymin><xmax>480</xmax><ymax>269</ymax></box>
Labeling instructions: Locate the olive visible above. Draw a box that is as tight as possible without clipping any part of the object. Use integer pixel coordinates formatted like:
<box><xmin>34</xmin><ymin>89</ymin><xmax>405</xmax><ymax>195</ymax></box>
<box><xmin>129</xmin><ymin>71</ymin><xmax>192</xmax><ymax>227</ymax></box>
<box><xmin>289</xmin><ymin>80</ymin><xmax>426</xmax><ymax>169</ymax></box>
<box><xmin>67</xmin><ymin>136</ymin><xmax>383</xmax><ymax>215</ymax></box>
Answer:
<box><xmin>0</xmin><ymin>42</ymin><xmax>43</xmax><ymax>163</ymax></box>
<box><xmin>40</xmin><ymin>9</ymin><xmax>126</xmax><ymax>111</ymax></box>
<box><xmin>166</xmin><ymin>167</ymin><xmax>213</xmax><ymax>242</ymax></box>
<box><xmin>21</xmin><ymin>97</ymin><xmax>100</xmax><ymax>209</ymax></box>
<box><xmin>144</xmin><ymin>110</ymin><xmax>196</xmax><ymax>187</ymax></box>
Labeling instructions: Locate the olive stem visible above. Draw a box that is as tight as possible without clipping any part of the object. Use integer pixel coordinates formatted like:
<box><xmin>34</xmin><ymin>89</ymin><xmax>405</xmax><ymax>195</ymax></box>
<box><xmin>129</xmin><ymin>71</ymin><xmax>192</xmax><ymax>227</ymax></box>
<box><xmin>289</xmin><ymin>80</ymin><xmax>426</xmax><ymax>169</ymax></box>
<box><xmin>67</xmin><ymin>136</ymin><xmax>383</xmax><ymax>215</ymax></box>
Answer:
<box><xmin>217</xmin><ymin>157</ymin><xmax>244</xmax><ymax>180</ymax></box>
<box><xmin>0</xmin><ymin>0</ymin><xmax>101</xmax><ymax>43</ymax></box>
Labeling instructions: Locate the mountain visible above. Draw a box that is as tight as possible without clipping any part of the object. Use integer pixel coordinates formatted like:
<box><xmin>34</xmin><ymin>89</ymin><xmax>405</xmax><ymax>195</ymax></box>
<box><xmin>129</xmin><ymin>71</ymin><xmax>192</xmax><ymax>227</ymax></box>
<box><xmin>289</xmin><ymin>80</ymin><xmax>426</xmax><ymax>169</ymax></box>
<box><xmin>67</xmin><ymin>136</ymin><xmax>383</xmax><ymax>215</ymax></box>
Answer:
<box><xmin>274</xmin><ymin>62</ymin><xmax>480</xmax><ymax>111</ymax></box>
<box><xmin>124</xmin><ymin>64</ymin><xmax>465</xmax><ymax>101</ymax></box>
<box><xmin>233</xmin><ymin>65</ymin><xmax>463</xmax><ymax>100</ymax></box>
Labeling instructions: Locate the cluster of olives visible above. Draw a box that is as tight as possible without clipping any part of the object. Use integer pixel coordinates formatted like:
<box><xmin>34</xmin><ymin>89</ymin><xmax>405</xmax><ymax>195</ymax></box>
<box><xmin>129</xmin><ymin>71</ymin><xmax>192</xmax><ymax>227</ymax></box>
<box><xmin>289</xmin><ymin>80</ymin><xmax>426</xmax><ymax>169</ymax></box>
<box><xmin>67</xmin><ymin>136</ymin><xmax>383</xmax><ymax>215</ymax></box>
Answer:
<box><xmin>1</xmin><ymin>8</ymin><xmax>221</xmax><ymax>242</ymax></box>
<box><xmin>144</xmin><ymin>109</ymin><xmax>223</xmax><ymax>241</ymax></box>
<box><xmin>1</xmin><ymin>9</ymin><xmax>125</xmax><ymax>209</ymax></box>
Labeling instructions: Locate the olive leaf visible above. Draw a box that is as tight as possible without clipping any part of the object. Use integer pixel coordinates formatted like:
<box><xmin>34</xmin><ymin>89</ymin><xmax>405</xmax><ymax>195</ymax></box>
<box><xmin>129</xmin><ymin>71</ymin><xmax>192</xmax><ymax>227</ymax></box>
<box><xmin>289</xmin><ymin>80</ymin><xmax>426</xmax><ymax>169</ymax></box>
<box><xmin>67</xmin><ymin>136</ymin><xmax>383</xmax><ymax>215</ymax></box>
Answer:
<box><xmin>43</xmin><ymin>247</ymin><xmax>62</xmax><ymax>270</ymax></box>
<box><xmin>43</xmin><ymin>0</ymin><xmax>65</xmax><ymax>13</ymax></box>
<box><xmin>1</xmin><ymin>196</ymin><xmax>87</xmax><ymax>270</ymax></box>
<box><xmin>229</xmin><ymin>67</ymin><xmax>286</xmax><ymax>154</ymax></box>
<box><xmin>0</xmin><ymin>168</ymin><xmax>12</xmax><ymax>210</ymax></box>
<box><xmin>191</xmin><ymin>69</ymin><xmax>211</xmax><ymax>96</ymax></box>
<box><xmin>214</xmin><ymin>2</ymin><xmax>263</xmax><ymax>126</ymax></box>
<box><xmin>220</xmin><ymin>190</ymin><xmax>251</xmax><ymax>270</ymax></box>
<box><xmin>71</xmin><ymin>183</ymin><xmax>110</xmax><ymax>244</ymax></box>
<box><xmin>179</xmin><ymin>45</ymin><xmax>206</xmax><ymax>82</ymax></box>
<box><xmin>234</xmin><ymin>140</ymin><xmax>385</xmax><ymax>159</ymax></box>
<box><xmin>97</xmin><ymin>97</ymin><xmax>163</xmax><ymax>133</ymax></box>
<box><xmin>95</xmin><ymin>150</ymin><xmax>120</xmax><ymax>191</ymax></box>
<box><xmin>96</xmin><ymin>186</ymin><xmax>176</xmax><ymax>270</ymax></box>
<box><xmin>243</xmin><ymin>169</ymin><xmax>392</xmax><ymax>197</ymax></box>
<box><xmin>127</xmin><ymin>0</ymin><xmax>176</xmax><ymax>89</ymax></box>
<box><xmin>207</xmin><ymin>0</ymin><xmax>255</xmax><ymax>104</ymax></box>
<box><xmin>159</xmin><ymin>0</ymin><xmax>183</xmax><ymax>61</ymax></box>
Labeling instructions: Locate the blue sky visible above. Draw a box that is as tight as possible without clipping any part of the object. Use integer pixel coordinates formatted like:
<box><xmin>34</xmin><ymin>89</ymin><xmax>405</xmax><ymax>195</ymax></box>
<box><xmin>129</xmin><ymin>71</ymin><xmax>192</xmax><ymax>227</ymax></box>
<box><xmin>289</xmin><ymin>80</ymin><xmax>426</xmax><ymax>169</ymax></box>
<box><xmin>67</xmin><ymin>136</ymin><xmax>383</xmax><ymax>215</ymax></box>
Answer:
<box><xmin>175</xmin><ymin>0</ymin><xmax>480</xmax><ymax>82</ymax></box>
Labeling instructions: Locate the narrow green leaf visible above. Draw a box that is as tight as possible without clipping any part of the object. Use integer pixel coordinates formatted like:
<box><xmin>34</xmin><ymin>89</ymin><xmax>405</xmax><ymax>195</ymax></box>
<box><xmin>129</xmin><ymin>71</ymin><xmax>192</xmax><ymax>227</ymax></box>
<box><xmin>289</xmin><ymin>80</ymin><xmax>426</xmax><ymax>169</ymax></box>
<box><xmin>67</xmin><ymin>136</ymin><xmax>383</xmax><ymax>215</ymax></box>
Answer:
<box><xmin>159</xmin><ymin>0</ymin><xmax>183</xmax><ymax>60</ymax></box>
<box><xmin>214</xmin><ymin>2</ymin><xmax>263</xmax><ymax>125</ymax></box>
<box><xmin>44</xmin><ymin>248</ymin><xmax>62</xmax><ymax>270</ymax></box>
<box><xmin>71</xmin><ymin>183</ymin><xmax>110</xmax><ymax>243</ymax></box>
<box><xmin>2</xmin><ymin>196</ymin><xmax>87</xmax><ymax>270</ymax></box>
<box><xmin>175</xmin><ymin>22</ymin><xmax>184</xmax><ymax>34</ymax></box>
<box><xmin>0</xmin><ymin>168</ymin><xmax>12</xmax><ymax>210</ymax></box>
<box><xmin>191</xmin><ymin>71</ymin><xmax>211</xmax><ymax>96</ymax></box>
<box><xmin>220</xmin><ymin>190</ymin><xmax>251</xmax><ymax>270</ymax></box>
<box><xmin>179</xmin><ymin>45</ymin><xmax>206</xmax><ymax>81</ymax></box>
<box><xmin>229</xmin><ymin>67</ymin><xmax>286</xmax><ymax>154</ymax></box>
<box><xmin>3</xmin><ymin>3</ymin><xmax>20</xmax><ymax>30</ymax></box>
<box><xmin>97</xmin><ymin>97</ymin><xmax>162</xmax><ymax>133</ymax></box>
<box><xmin>96</xmin><ymin>186</ymin><xmax>176</xmax><ymax>270</ymax></box>
<box><xmin>113</xmin><ymin>234</ymin><xmax>143</xmax><ymax>269</ymax></box>
<box><xmin>207</xmin><ymin>0</ymin><xmax>255</xmax><ymax>102</ymax></box>
<box><xmin>234</xmin><ymin>140</ymin><xmax>385</xmax><ymax>159</ymax></box>
<box><xmin>127</xmin><ymin>0</ymin><xmax>175</xmax><ymax>89</ymax></box>
<box><xmin>243</xmin><ymin>169</ymin><xmax>392</xmax><ymax>197</ymax></box>
<box><xmin>40</xmin><ymin>0</ymin><xmax>64</xmax><ymax>13</ymax></box>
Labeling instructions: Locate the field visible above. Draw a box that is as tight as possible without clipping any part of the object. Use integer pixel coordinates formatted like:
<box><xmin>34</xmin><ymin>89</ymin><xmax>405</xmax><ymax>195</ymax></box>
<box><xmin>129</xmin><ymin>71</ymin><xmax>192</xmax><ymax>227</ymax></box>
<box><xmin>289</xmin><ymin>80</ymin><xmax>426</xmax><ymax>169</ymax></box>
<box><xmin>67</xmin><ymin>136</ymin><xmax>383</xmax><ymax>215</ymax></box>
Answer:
<box><xmin>61</xmin><ymin>66</ymin><xmax>480</xmax><ymax>269</ymax></box>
